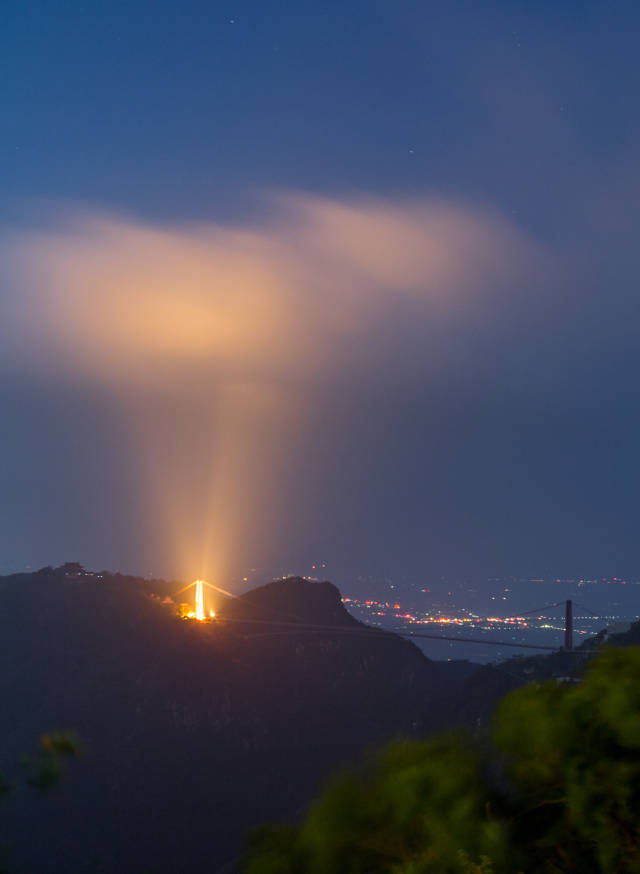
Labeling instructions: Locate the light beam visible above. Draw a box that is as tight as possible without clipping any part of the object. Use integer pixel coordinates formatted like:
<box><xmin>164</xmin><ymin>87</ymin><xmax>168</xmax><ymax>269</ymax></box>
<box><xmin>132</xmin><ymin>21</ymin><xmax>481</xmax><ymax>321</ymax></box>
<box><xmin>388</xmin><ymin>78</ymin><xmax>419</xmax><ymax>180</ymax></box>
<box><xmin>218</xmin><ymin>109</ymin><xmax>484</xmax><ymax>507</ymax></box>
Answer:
<box><xmin>194</xmin><ymin>579</ymin><xmax>205</xmax><ymax>621</ymax></box>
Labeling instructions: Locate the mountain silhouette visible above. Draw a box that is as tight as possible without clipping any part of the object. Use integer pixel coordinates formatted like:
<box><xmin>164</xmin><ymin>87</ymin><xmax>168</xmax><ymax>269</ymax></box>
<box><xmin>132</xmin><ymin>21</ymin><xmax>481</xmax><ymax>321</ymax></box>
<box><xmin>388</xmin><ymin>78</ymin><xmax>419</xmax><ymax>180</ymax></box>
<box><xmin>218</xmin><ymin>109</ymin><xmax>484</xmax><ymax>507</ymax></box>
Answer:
<box><xmin>0</xmin><ymin>566</ymin><xmax>621</xmax><ymax>873</ymax></box>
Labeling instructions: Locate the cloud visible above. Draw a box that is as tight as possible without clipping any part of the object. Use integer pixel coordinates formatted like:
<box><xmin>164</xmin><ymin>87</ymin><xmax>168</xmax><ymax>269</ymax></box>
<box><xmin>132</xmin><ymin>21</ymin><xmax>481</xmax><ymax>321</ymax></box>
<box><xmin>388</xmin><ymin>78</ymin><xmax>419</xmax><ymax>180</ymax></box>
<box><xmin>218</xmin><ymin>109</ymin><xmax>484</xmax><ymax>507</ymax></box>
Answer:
<box><xmin>0</xmin><ymin>193</ymin><xmax>540</xmax><ymax>581</ymax></box>
<box><xmin>1</xmin><ymin>193</ymin><xmax>538</xmax><ymax>392</ymax></box>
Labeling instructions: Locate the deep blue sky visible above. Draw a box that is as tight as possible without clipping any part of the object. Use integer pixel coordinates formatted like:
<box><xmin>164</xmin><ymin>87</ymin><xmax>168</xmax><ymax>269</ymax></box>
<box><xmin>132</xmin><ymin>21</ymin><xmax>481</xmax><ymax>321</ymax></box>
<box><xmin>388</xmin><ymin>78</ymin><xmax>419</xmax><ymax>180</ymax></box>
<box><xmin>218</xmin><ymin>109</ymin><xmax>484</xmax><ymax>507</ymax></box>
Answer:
<box><xmin>2</xmin><ymin>1</ymin><xmax>640</xmax><ymax>586</ymax></box>
<box><xmin>4</xmin><ymin>1</ymin><xmax>638</xmax><ymax>223</ymax></box>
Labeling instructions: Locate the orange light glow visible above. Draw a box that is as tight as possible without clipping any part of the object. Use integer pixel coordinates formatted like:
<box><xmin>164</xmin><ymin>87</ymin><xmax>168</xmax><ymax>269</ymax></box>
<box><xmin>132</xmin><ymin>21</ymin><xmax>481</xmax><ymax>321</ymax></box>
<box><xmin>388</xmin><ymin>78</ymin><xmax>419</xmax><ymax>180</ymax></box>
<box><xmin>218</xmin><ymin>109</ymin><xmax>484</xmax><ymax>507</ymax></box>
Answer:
<box><xmin>1</xmin><ymin>195</ymin><xmax>539</xmax><ymax>581</ymax></box>
<box><xmin>195</xmin><ymin>579</ymin><xmax>205</xmax><ymax>621</ymax></box>
<box><xmin>178</xmin><ymin>579</ymin><xmax>215</xmax><ymax>621</ymax></box>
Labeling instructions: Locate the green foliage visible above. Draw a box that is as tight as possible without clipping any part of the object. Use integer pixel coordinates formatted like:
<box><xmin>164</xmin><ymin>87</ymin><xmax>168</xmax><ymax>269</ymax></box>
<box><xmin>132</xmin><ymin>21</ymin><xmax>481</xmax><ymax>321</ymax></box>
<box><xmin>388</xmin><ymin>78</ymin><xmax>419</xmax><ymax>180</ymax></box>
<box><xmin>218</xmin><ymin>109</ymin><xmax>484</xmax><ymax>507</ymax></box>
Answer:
<box><xmin>246</xmin><ymin>735</ymin><xmax>511</xmax><ymax>874</ymax></box>
<box><xmin>2</xmin><ymin>733</ymin><xmax>79</xmax><ymax>796</ymax></box>
<box><xmin>496</xmin><ymin>647</ymin><xmax>640</xmax><ymax>873</ymax></box>
<box><xmin>23</xmin><ymin>733</ymin><xmax>79</xmax><ymax>791</ymax></box>
<box><xmin>245</xmin><ymin>647</ymin><xmax>640</xmax><ymax>874</ymax></box>
<box><xmin>1</xmin><ymin>733</ymin><xmax>78</xmax><ymax>873</ymax></box>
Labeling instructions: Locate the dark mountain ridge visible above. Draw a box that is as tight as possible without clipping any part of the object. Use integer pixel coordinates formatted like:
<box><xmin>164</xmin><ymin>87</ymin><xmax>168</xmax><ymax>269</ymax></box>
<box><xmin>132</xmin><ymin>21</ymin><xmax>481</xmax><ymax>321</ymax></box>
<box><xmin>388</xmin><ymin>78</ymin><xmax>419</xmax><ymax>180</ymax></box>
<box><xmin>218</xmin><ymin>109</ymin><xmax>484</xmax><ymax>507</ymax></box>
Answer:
<box><xmin>0</xmin><ymin>565</ymin><xmax>625</xmax><ymax>873</ymax></box>
<box><xmin>221</xmin><ymin>576</ymin><xmax>362</xmax><ymax>626</ymax></box>
<box><xmin>0</xmin><ymin>567</ymin><xmax>453</xmax><ymax>873</ymax></box>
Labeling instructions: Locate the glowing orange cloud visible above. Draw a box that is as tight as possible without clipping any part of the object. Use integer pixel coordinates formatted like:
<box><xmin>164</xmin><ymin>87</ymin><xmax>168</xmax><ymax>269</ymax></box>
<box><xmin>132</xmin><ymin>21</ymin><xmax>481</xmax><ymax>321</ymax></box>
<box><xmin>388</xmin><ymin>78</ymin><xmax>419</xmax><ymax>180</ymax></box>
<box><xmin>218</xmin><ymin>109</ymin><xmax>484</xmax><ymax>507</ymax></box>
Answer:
<box><xmin>2</xmin><ymin>194</ymin><xmax>538</xmax><ymax>389</ymax></box>
<box><xmin>0</xmin><ymin>193</ymin><xmax>540</xmax><ymax>583</ymax></box>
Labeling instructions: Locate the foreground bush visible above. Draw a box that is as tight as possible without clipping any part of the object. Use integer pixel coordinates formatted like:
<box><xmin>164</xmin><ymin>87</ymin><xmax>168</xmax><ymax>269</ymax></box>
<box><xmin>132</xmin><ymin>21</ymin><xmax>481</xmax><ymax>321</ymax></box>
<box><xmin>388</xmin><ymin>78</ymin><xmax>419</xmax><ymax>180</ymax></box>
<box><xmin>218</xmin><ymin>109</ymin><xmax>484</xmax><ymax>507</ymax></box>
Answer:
<box><xmin>245</xmin><ymin>647</ymin><xmax>640</xmax><ymax>873</ymax></box>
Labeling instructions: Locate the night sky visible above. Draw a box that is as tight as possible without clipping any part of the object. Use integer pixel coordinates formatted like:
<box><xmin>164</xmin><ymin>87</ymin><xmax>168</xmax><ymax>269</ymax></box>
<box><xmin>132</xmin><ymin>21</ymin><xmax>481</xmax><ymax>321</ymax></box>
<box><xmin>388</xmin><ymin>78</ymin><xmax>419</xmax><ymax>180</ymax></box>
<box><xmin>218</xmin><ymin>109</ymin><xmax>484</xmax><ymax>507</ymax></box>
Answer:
<box><xmin>2</xmin><ymin>1</ymin><xmax>640</xmax><ymax>588</ymax></box>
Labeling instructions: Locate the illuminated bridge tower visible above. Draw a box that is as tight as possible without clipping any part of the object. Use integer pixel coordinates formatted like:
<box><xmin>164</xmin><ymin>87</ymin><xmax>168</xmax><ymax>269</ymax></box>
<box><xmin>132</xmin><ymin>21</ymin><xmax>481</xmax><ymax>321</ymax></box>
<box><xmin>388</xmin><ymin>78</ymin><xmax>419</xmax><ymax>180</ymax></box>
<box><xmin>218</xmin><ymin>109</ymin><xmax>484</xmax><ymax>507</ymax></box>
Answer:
<box><xmin>195</xmin><ymin>579</ymin><xmax>205</xmax><ymax>621</ymax></box>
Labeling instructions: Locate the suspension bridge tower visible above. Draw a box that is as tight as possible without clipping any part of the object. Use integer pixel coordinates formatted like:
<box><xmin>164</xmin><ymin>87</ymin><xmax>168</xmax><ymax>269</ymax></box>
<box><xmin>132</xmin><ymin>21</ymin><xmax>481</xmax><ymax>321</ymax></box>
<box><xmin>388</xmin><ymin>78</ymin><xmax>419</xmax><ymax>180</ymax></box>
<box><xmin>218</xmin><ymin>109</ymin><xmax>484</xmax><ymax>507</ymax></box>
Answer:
<box><xmin>564</xmin><ymin>599</ymin><xmax>573</xmax><ymax>650</ymax></box>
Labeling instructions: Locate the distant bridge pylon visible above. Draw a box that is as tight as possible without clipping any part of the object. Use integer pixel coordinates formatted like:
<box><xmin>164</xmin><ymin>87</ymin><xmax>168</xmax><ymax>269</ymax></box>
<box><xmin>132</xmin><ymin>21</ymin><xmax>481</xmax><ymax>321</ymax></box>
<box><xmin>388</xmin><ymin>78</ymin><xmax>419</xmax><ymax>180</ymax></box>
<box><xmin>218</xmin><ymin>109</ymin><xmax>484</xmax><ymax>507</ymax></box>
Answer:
<box><xmin>173</xmin><ymin>578</ymin><xmax>239</xmax><ymax>620</ymax></box>
<box><xmin>565</xmin><ymin>599</ymin><xmax>573</xmax><ymax>650</ymax></box>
